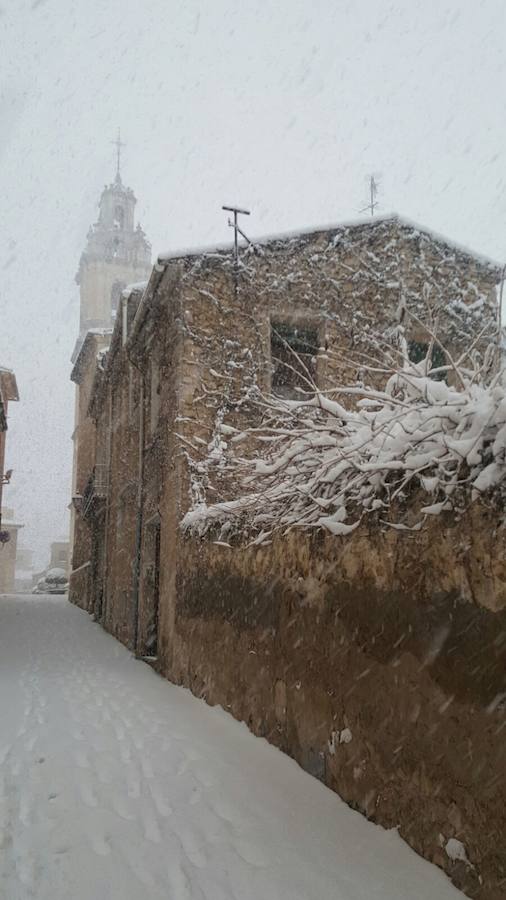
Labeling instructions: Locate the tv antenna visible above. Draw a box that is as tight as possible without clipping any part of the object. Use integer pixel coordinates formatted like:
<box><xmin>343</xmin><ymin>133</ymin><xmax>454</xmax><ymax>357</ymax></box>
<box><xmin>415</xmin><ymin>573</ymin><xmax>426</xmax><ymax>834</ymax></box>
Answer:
<box><xmin>222</xmin><ymin>205</ymin><xmax>251</xmax><ymax>265</ymax></box>
<box><xmin>222</xmin><ymin>205</ymin><xmax>252</xmax><ymax>296</ymax></box>
<box><xmin>360</xmin><ymin>174</ymin><xmax>380</xmax><ymax>217</ymax></box>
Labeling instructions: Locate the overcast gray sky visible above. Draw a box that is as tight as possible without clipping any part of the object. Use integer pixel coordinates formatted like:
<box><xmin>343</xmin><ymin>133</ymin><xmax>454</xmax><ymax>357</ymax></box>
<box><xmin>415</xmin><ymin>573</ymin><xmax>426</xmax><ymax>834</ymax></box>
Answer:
<box><xmin>1</xmin><ymin>0</ymin><xmax>505</xmax><ymax>567</ymax></box>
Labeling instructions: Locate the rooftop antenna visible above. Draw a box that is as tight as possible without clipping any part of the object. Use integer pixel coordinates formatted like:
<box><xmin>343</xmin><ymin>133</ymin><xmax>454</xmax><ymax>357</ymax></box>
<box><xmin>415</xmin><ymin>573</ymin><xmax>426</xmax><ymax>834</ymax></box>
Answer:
<box><xmin>222</xmin><ymin>205</ymin><xmax>251</xmax><ymax>295</ymax></box>
<box><xmin>111</xmin><ymin>128</ymin><xmax>125</xmax><ymax>180</ymax></box>
<box><xmin>360</xmin><ymin>174</ymin><xmax>380</xmax><ymax>217</ymax></box>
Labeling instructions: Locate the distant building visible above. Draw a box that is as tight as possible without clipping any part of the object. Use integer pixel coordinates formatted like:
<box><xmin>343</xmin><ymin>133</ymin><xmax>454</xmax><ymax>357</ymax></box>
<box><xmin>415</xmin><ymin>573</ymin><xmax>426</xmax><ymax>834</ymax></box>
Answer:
<box><xmin>0</xmin><ymin>507</ymin><xmax>23</xmax><ymax>594</ymax></box>
<box><xmin>70</xmin><ymin>157</ymin><xmax>151</xmax><ymax>563</ymax></box>
<box><xmin>49</xmin><ymin>540</ymin><xmax>70</xmax><ymax>573</ymax></box>
<box><xmin>16</xmin><ymin>544</ymin><xmax>33</xmax><ymax>572</ymax></box>
<box><xmin>0</xmin><ymin>366</ymin><xmax>19</xmax><ymax>535</ymax></box>
<box><xmin>28</xmin><ymin>541</ymin><xmax>70</xmax><ymax>594</ymax></box>
<box><xmin>14</xmin><ymin>543</ymin><xmax>34</xmax><ymax>593</ymax></box>
<box><xmin>73</xmin><ymin>166</ymin><xmax>151</xmax><ymax>350</ymax></box>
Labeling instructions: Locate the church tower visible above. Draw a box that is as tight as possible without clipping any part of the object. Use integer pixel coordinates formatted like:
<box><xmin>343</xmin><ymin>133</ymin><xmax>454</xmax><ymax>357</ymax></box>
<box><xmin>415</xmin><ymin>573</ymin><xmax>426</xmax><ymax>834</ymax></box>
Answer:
<box><xmin>69</xmin><ymin>137</ymin><xmax>152</xmax><ymax>582</ymax></box>
<box><xmin>75</xmin><ymin>134</ymin><xmax>151</xmax><ymax>344</ymax></box>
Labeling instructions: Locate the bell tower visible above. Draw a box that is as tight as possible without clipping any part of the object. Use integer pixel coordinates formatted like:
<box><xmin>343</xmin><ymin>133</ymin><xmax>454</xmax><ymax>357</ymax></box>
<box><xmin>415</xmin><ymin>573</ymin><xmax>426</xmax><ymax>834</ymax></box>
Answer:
<box><xmin>74</xmin><ymin>133</ymin><xmax>151</xmax><ymax>347</ymax></box>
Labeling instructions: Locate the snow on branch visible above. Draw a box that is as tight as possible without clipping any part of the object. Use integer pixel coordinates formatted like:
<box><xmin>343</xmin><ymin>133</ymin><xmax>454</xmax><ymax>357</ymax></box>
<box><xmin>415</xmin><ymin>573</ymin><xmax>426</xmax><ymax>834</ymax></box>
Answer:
<box><xmin>182</xmin><ymin>334</ymin><xmax>506</xmax><ymax>542</ymax></box>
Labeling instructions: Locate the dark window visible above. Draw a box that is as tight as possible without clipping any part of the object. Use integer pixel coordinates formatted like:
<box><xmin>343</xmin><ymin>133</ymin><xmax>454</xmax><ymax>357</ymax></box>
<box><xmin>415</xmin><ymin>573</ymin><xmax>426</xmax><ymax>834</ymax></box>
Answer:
<box><xmin>408</xmin><ymin>340</ymin><xmax>446</xmax><ymax>380</ymax></box>
<box><xmin>271</xmin><ymin>322</ymin><xmax>318</xmax><ymax>399</ymax></box>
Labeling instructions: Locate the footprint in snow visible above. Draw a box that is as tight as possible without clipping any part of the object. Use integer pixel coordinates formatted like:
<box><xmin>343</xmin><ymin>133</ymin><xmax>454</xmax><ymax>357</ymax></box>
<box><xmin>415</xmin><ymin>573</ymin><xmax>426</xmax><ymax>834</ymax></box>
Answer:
<box><xmin>0</xmin><ymin>746</ymin><xmax>10</xmax><ymax>766</ymax></box>
<box><xmin>91</xmin><ymin>833</ymin><xmax>111</xmax><ymax>857</ymax></box>
<box><xmin>74</xmin><ymin>750</ymin><xmax>90</xmax><ymax>769</ymax></box>
<box><xmin>111</xmin><ymin>794</ymin><xmax>135</xmax><ymax>821</ymax></box>
<box><xmin>233</xmin><ymin>839</ymin><xmax>269</xmax><ymax>868</ymax></box>
<box><xmin>79</xmin><ymin>783</ymin><xmax>98</xmax><ymax>807</ymax></box>
<box><xmin>126</xmin><ymin>772</ymin><xmax>141</xmax><ymax>799</ymax></box>
<box><xmin>140</xmin><ymin>757</ymin><xmax>154</xmax><ymax>779</ymax></box>
<box><xmin>189</xmin><ymin>787</ymin><xmax>202</xmax><ymax>806</ymax></box>
<box><xmin>149</xmin><ymin>788</ymin><xmax>172</xmax><ymax>818</ymax></box>
<box><xmin>179</xmin><ymin>831</ymin><xmax>208</xmax><ymax>869</ymax></box>
<box><xmin>25</xmin><ymin>734</ymin><xmax>37</xmax><ymax>752</ymax></box>
<box><xmin>166</xmin><ymin>860</ymin><xmax>198</xmax><ymax>900</ymax></box>
<box><xmin>141</xmin><ymin>808</ymin><xmax>161</xmax><ymax>844</ymax></box>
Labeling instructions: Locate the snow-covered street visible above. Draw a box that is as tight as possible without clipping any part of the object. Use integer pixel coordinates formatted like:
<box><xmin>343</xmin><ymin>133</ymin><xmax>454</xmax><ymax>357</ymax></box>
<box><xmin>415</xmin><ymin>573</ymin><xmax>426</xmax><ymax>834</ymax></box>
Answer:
<box><xmin>0</xmin><ymin>594</ymin><xmax>464</xmax><ymax>900</ymax></box>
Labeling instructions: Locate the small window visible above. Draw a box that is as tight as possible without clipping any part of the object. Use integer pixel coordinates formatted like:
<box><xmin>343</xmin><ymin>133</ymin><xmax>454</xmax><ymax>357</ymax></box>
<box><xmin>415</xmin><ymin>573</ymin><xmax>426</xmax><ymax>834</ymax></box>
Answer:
<box><xmin>114</xmin><ymin>205</ymin><xmax>125</xmax><ymax>229</ymax></box>
<box><xmin>271</xmin><ymin>322</ymin><xmax>319</xmax><ymax>399</ymax></box>
<box><xmin>408</xmin><ymin>340</ymin><xmax>446</xmax><ymax>380</ymax></box>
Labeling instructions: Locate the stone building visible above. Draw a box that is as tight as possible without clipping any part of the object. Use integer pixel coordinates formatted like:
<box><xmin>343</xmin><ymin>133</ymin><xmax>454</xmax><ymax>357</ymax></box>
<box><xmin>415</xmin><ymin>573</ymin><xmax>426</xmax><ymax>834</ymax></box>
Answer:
<box><xmin>69</xmin><ymin>160</ymin><xmax>151</xmax><ymax>563</ymax></box>
<box><xmin>74</xmin><ymin>166</ymin><xmax>151</xmax><ymax>344</ymax></box>
<box><xmin>0</xmin><ymin>507</ymin><xmax>23</xmax><ymax>594</ymax></box>
<box><xmin>49</xmin><ymin>540</ymin><xmax>70</xmax><ymax>573</ymax></box>
<box><xmin>0</xmin><ymin>366</ymin><xmax>19</xmax><ymax>529</ymax></box>
<box><xmin>70</xmin><ymin>328</ymin><xmax>112</xmax><ymax>592</ymax></box>
<box><xmin>0</xmin><ymin>366</ymin><xmax>19</xmax><ymax>591</ymax></box>
<box><xmin>70</xmin><ymin>214</ymin><xmax>500</xmax><ymax>637</ymax></box>
<box><xmin>69</xmin><ymin>214</ymin><xmax>504</xmax><ymax>896</ymax></box>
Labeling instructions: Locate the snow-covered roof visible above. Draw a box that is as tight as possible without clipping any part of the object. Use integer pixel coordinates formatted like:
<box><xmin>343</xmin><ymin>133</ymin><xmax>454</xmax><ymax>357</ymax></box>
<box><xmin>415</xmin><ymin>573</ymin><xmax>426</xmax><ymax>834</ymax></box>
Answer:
<box><xmin>157</xmin><ymin>213</ymin><xmax>503</xmax><ymax>273</ymax></box>
<box><xmin>0</xmin><ymin>516</ymin><xmax>23</xmax><ymax>529</ymax></box>
<box><xmin>71</xmin><ymin>329</ymin><xmax>113</xmax><ymax>384</ymax></box>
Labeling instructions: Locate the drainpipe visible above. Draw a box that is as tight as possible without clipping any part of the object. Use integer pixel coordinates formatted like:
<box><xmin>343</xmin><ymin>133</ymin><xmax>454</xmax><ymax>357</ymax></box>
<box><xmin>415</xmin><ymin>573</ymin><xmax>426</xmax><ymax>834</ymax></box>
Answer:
<box><xmin>121</xmin><ymin>294</ymin><xmax>128</xmax><ymax>347</ymax></box>
<box><xmin>100</xmin><ymin>388</ymin><xmax>113</xmax><ymax>625</ymax></box>
<box><xmin>130</xmin><ymin>367</ymin><xmax>145</xmax><ymax>656</ymax></box>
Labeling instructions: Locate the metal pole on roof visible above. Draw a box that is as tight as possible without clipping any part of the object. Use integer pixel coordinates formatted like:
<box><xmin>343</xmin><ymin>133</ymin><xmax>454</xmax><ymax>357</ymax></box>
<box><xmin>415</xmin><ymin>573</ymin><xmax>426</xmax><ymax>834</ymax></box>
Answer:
<box><xmin>222</xmin><ymin>205</ymin><xmax>251</xmax><ymax>296</ymax></box>
<box><xmin>359</xmin><ymin>175</ymin><xmax>379</xmax><ymax>217</ymax></box>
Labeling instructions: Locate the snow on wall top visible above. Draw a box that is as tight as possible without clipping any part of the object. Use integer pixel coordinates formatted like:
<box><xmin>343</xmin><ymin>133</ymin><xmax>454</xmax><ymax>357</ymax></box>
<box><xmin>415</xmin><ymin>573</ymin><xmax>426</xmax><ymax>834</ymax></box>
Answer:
<box><xmin>121</xmin><ymin>280</ymin><xmax>148</xmax><ymax>300</ymax></box>
<box><xmin>157</xmin><ymin>213</ymin><xmax>503</xmax><ymax>275</ymax></box>
<box><xmin>70</xmin><ymin>328</ymin><xmax>113</xmax><ymax>384</ymax></box>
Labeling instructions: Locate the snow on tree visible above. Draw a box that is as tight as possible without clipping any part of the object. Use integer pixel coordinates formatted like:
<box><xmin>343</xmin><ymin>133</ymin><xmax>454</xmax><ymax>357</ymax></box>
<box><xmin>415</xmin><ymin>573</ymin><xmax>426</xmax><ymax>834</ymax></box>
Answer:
<box><xmin>182</xmin><ymin>324</ymin><xmax>506</xmax><ymax>543</ymax></box>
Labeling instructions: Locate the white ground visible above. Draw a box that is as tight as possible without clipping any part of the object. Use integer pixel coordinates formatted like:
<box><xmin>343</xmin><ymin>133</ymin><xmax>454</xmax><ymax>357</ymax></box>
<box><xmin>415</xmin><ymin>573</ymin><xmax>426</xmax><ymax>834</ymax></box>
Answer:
<box><xmin>0</xmin><ymin>594</ymin><xmax>464</xmax><ymax>900</ymax></box>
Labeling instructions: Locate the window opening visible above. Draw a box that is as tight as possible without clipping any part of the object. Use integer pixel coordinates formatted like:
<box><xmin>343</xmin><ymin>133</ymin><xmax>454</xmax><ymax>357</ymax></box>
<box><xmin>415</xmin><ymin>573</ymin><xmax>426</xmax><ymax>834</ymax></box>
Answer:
<box><xmin>408</xmin><ymin>340</ymin><xmax>447</xmax><ymax>381</ymax></box>
<box><xmin>271</xmin><ymin>322</ymin><xmax>318</xmax><ymax>399</ymax></box>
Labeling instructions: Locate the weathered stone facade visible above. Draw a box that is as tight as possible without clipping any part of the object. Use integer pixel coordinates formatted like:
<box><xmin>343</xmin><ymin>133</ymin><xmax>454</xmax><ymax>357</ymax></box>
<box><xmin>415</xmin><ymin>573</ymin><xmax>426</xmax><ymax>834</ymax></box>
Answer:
<box><xmin>173</xmin><ymin>508</ymin><xmax>506</xmax><ymax>900</ymax></box>
<box><xmin>0</xmin><ymin>508</ymin><xmax>23</xmax><ymax>593</ymax></box>
<box><xmin>0</xmin><ymin>366</ymin><xmax>19</xmax><ymax>590</ymax></box>
<box><xmin>69</xmin><ymin>330</ymin><xmax>111</xmax><ymax>608</ymax></box>
<box><xmin>70</xmin><ymin>215</ymin><xmax>504</xmax><ymax>898</ymax></box>
<box><xmin>0</xmin><ymin>367</ymin><xmax>19</xmax><ymax>525</ymax></box>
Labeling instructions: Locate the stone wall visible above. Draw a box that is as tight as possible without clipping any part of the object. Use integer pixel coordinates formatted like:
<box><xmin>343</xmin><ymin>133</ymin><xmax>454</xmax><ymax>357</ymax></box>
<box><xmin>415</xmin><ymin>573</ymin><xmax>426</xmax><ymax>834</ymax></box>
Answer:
<box><xmin>70</xmin><ymin>331</ymin><xmax>110</xmax><ymax>580</ymax></box>
<box><xmin>77</xmin><ymin>219</ymin><xmax>505</xmax><ymax>896</ymax></box>
<box><xmin>0</xmin><ymin>520</ymin><xmax>20</xmax><ymax>593</ymax></box>
<box><xmin>68</xmin><ymin>561</ymin><xmax>92</xmax><ymax>611</ymax></box>
<box><xmin>169</xmin><ymin>218</ymin><xmax>500</xmax><ymax>511</ymax></box>
<box><xmin>166</xmin><ymin>506</ymin><xmax>506</xmax><ymax>899</ymax></box>
<box><xmin>100</xmin><ymin>353</ymin><xmax>140</xmax><ymax>645</ymax></box>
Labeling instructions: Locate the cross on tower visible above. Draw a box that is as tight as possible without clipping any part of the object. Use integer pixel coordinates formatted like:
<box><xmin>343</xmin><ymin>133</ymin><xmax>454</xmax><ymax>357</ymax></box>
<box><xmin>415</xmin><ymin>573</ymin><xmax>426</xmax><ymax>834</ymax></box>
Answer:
<box><xmin>111</xmin><ymin>128</ymin><xmax>125</xmax><ymax>179</ymax></box>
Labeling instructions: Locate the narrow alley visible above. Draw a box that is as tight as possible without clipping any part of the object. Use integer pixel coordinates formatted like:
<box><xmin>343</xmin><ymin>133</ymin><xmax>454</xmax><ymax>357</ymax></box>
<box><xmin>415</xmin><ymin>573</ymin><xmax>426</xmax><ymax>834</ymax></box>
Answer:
<box><xmin>0</xmin><ymin>595</ymin><xmax>464</xmax><ymax>900</ymax></box>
